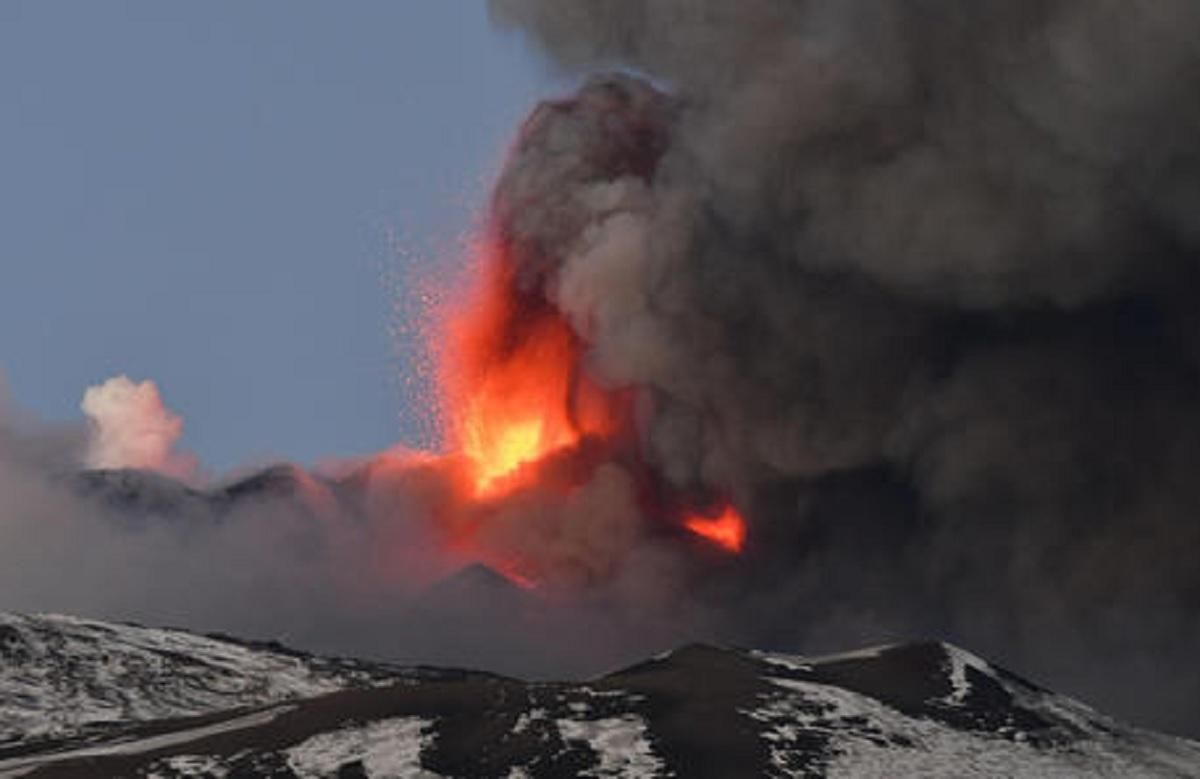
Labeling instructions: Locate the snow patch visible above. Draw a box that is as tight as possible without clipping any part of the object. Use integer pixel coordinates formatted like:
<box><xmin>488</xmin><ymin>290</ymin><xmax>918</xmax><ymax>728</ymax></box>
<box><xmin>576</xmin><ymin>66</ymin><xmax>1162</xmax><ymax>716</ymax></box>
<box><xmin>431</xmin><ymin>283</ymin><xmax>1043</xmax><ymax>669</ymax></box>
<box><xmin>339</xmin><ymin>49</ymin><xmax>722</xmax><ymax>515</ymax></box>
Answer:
<box><xmin>513</xmin><ymin>708</ymin><xmax>546</xmax><ymax>734</ymax></box>
<box><xmin>754</xmin><ymin>643</ymin><xmax>897</xmax><ymax>674</ymax></box>
<box><xmin>556</xmin><ymin>715</ymin><xmax>665</xmax><ymax>777</ymax></box>
<box><xmin>286</xmin><ymin>717</ymin><xmax>439</xmax><ymax>778</ymax></box>
<box><xmin>146</xmin><ymin>754</ymin><xmax>230</xmax><ymax>778</ymax></box>
<box><xmin>940</xmin><ymin>644</ymin><xmax>989</xmax><ymax>705</ymax></box>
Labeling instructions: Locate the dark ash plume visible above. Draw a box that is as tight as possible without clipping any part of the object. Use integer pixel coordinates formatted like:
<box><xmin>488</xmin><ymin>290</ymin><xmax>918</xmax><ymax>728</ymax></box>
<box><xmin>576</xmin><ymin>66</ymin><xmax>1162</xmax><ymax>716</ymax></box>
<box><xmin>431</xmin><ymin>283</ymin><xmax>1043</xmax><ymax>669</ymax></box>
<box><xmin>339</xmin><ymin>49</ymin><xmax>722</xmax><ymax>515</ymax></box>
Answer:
<box><xmin>487</xmin><ymin>0</ymin><xmax>1200</xmax><ymax>735</ymax></box>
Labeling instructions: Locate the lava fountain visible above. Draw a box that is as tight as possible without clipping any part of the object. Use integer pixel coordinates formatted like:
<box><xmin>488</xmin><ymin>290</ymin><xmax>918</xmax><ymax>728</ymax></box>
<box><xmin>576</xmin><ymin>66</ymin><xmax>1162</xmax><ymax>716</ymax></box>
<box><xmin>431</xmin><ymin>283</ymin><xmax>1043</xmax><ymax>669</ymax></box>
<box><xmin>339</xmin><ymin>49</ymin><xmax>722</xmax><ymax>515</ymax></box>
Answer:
<box><xmin>435</xmin><ymin>234</ymin><xmax>626</xmax><ymax>499</ymax></box>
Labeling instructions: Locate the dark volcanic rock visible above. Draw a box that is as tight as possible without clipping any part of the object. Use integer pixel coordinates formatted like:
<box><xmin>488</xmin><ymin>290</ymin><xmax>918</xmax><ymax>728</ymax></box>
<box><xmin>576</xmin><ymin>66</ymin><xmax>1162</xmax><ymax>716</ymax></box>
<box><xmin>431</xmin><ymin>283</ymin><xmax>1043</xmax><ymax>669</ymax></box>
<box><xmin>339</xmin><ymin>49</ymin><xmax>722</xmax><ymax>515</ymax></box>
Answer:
<box><xmin>71</xmin><ymin>469</ymin><xmax>211</xmax><ymax>520</ymax></box>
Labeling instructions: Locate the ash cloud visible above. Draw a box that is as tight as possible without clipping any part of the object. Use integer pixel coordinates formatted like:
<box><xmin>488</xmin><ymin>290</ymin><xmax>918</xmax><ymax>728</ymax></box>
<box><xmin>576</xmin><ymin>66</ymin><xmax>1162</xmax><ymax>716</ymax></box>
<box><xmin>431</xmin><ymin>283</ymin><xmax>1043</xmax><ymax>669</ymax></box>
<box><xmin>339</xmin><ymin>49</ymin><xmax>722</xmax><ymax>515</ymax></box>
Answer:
<box><xmin>487</xmin><ymin>0</ymin><xmax>1200</xmax><ymax>735</ymax></box>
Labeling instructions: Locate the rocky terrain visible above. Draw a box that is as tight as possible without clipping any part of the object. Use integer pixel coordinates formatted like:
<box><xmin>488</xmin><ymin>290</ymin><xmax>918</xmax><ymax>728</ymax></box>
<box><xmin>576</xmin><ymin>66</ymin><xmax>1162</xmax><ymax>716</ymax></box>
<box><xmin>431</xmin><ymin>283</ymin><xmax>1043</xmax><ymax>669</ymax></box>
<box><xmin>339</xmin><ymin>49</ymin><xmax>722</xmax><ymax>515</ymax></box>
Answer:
<box><xmin>1</xmin><ymin>613</ymin><xmax>1198</xmax><ymax>777</ymax></box>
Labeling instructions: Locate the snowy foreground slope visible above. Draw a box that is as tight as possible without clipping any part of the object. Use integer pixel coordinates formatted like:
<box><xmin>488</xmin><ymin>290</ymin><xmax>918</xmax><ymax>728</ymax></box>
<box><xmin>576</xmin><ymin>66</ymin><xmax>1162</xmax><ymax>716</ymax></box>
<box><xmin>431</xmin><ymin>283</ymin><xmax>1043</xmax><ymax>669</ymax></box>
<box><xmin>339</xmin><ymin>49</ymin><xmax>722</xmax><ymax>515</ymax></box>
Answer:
<box><xmin>0</xmin><ymin>613</ymin><xmax>404</xmax><ymax>751</ymax></box>
<box><xmin>0</xmin><ymin>614</ymin><xmax>1198</xmax><ymax>777</ymax></box>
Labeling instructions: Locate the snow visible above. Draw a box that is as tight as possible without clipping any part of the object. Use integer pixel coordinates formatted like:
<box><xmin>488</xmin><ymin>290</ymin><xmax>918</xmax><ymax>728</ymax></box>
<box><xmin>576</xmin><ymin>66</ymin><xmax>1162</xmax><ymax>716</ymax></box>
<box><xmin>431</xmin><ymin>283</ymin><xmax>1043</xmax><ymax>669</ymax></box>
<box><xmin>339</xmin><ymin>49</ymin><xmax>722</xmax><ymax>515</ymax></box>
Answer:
<box><xmin>940</xmin><ymin>644</ymin><xmax>989</xmax><ymax>705</ymax></box>
<box><xmin>146</xmin><ymin>754</ymin><xmax>230</xmax><ymax>778</ymax></box>
<box><xmin>0</xmin><ymin>612</ymin><xmax>385</xmax><ymax>746</ymax></box>
<box><xmin>749</xmin><ymin>676</ymin><xmax>1200</xmax><ymax>778</ymax></box>
<box><xmin>286</xmin><ymin>717</ymin><xmax>439</xmax><ymax>778</ymax></box>
<box><xmin>513</xmin><ymin>708</ymin><xmax>546</xmax><ymax>734</ymax></box>
<box><xmin>577</xmin><ymin>686</ymin><xmax>634</xmax><ymax>699</ymax></box>
<box><xmin>556</xmin><ymin>715</ymin><xmax>666</xmax><ymax>778</ymax></box>
<box><xmin>754</xmin><ymin>643</ymin><xmax>897</xmax><ymax>674</ymax></box>
<box><xmin>0</xmin><ymin>705</ymin><xmax>291</xmax><ymax>778</ymax></box>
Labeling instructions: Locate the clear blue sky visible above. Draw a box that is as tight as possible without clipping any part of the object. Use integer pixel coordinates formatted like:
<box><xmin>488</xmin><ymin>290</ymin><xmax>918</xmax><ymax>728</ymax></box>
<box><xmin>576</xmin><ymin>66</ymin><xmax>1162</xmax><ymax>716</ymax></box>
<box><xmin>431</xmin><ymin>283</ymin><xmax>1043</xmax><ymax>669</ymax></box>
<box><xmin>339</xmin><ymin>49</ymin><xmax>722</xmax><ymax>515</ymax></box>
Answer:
<box><xmin>1</xmin><ymin>2</ymin><xmax>561</xmax><ymax>470</ymax></box>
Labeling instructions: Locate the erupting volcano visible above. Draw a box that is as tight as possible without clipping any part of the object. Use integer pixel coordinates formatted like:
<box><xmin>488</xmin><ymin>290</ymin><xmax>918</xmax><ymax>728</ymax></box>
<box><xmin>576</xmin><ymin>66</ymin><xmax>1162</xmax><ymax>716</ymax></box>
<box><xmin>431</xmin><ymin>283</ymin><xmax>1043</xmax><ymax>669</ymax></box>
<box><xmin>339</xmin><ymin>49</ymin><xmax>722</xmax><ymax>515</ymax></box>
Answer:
<box><xmin>419</xmin><ymin>120</ymin><xmax>748</xmax><ymax>580</ymax></box>
<box><xmin>425</xmin><ymin>226</ymin><xmax>748</xmax><ymax>574</ymax></box>
<box><xmin>5</xmin><ymin>0</ymin><xmax>1200</xmax><ymax>747</ymax></box>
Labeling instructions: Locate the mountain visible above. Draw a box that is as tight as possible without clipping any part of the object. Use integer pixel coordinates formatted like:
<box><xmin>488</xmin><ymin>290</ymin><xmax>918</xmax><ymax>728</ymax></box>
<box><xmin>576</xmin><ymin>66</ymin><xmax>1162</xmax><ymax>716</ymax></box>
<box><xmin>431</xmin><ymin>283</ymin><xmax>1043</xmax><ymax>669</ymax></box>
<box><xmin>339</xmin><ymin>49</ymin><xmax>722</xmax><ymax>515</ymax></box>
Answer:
<box><xmin>1</xmin><ymin>614</ymin><xmax>1197</xmax><ymax>777</ymax></box>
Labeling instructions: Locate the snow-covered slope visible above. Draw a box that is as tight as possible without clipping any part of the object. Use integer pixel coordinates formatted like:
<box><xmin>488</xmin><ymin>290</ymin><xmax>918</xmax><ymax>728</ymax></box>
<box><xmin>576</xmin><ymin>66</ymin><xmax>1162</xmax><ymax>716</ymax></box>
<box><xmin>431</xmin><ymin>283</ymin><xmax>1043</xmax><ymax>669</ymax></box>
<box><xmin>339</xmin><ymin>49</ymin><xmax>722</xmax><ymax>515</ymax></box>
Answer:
<box><xmin>747</xmin><ymin>643</ymin><xmax>1200</xmax><ymax>777</ymax></box>
<box><xmin>1</xmin><ymin>616</ymin><xmax>1198</xmax><ymax>777</ymax></box>
<box><xmin>0</xmin><ymin>613</ymin><xmax>403</xmax><ymax>751</ymax></box>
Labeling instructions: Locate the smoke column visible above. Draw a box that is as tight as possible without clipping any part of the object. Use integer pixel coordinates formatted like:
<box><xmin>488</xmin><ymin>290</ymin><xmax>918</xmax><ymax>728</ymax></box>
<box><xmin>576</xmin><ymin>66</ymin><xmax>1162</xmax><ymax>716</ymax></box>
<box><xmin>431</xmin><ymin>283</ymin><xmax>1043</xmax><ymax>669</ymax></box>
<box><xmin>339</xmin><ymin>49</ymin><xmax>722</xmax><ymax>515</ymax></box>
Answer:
<box><xmin>480</xmin><ymin>0</ymin><xmax>1200</xmax><ymax>736</ymax></box>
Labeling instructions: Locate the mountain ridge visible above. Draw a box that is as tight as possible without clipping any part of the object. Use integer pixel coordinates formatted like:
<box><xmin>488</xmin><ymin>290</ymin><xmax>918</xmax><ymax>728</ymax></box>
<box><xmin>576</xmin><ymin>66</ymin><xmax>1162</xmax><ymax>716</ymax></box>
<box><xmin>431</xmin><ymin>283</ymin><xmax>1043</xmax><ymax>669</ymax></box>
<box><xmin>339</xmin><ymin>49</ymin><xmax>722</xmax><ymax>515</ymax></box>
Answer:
<box><xmin>1</xmin><ymin>612</ymin><xmax>1197</xmax><ymax>777</ymax></box>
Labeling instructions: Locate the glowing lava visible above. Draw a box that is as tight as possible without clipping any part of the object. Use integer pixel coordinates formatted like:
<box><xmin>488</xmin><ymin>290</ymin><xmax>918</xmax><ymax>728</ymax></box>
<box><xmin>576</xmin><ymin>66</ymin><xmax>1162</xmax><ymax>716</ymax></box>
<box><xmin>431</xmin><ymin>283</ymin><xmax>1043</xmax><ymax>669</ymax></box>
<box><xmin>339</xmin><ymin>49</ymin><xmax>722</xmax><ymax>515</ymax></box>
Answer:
<box><xmin>421</xmin><ymin>230</ymin><xmax>746</xmax><ymax>584</ymax></box>
<box><xmin>437</xmin><ymin>236</ymin><xmax>621</xmax><ymax>498</ymax></box>
<box><xmin>683</xmin><ymin>504</ymin><xmax>747</xmax><ymax>553</ymax></box>
<box><xmin>456</xmin><ymin>313</ymin><xmax>580</xmax><ymax>495</ymax></box>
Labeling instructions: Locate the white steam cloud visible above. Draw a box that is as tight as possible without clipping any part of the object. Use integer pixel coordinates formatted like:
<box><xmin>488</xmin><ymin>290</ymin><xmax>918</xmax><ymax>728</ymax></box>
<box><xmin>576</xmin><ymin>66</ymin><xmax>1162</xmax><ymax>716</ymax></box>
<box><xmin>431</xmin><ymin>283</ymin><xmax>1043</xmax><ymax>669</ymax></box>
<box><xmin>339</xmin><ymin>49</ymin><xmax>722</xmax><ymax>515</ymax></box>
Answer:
<box><xmin>80</xmin><ymin>376</ymin><xmax>198</xmax><ymax>481</ymax></box>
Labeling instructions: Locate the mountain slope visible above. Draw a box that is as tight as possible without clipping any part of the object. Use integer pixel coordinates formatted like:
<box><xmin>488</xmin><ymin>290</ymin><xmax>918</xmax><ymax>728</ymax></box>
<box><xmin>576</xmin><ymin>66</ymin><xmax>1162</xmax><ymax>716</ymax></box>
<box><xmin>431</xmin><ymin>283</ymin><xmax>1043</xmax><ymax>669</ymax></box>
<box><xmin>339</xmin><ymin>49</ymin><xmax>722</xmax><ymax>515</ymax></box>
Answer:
<box><xmin>0</xmin><ymin>613</ymin><xmax>404</xmax><ymax>754</ymax></box>
<box><xmin>1</xmin><ymin>615</ymin><xmax>1197</xmax><ymax>777</ymax></box>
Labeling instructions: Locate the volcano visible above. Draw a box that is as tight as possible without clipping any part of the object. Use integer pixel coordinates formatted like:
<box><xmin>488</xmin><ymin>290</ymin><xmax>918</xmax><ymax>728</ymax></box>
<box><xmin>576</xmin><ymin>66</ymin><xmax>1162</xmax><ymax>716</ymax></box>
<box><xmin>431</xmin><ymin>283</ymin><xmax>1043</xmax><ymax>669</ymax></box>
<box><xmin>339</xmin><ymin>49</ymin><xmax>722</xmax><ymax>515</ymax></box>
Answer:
<box><xmin>5</xmin><ymin>0</ymin><xmax>1200</xmax><ymax>756</ymax></box>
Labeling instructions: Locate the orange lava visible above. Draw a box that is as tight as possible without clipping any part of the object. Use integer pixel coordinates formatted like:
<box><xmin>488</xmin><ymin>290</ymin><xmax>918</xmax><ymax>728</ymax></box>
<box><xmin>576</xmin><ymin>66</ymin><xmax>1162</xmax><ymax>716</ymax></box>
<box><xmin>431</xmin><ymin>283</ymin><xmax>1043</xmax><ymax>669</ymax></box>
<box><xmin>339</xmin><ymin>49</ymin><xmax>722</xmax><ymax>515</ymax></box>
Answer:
<box><xmin>683</xmin><ymin>504</ymin><xmax>748</xmax><ymax>553</ymax></box>
<box><xmin>419</xmin><ymin>229</ymin><xmax>746</xmax><ymax>587</ymax></box>
<box><xmin>436</xmin><ymin>237</ymin><xmax>620</xmax><ymax>499</ymax></box>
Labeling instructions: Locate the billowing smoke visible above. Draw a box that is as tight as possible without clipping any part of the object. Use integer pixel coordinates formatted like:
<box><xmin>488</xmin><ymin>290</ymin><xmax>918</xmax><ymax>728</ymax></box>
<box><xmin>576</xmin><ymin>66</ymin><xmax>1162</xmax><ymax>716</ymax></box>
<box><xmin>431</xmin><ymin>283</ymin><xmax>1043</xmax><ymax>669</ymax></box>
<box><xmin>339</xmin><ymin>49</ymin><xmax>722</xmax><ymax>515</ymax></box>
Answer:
<box><xmin>480</xmin><ymin>0</ymin><xmax>1200</xmax><ymax>735</ymax></box>
<box><xmin>81</xmin><ymin>376</ymin><xmax>198</xmax><ymax>481</ymax></box>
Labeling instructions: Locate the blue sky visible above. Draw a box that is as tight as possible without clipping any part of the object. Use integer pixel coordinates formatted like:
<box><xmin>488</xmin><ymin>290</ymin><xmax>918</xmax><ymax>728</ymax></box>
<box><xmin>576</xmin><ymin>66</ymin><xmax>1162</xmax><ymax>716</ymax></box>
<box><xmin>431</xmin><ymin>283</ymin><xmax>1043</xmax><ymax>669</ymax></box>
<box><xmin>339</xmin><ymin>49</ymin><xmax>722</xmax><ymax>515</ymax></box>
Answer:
<box><xmin>1</xmin><ymin>2</ymin><xmax>563</xmax><ymax>470</ymax></box>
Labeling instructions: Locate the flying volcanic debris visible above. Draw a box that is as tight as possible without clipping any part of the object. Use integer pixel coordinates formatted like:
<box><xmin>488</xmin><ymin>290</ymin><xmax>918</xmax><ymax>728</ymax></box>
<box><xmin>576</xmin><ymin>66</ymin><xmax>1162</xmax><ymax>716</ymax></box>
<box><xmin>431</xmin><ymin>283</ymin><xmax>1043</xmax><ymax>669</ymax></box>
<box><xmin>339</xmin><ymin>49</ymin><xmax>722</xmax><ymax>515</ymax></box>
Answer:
<box><xmin>462</xmin><ymin>0</ymin><xmax>1200</xmax><ymax>737</ymax></box>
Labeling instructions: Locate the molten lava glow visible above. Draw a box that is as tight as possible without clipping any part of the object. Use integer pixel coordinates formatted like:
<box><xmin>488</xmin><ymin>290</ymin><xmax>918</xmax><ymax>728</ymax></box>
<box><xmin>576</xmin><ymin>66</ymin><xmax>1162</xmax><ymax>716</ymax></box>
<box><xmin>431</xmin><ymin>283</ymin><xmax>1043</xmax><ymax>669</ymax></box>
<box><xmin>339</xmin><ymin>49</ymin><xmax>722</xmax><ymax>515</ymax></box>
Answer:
<box><xmin>437</xmin><ymin>238</ymin><xmax>620</xmax><ymax>498</ymax></box>
<box><xmin>458</xmin><ymin>317</ymin><xmax>582</xmax><ymax>495</ymax></box>
<box><xmin>421</xmin><ymin>231</ymin><xmax>745</xmax><ymax>587</ymax></box>
<box><xmin>684</xmin><ymin>504</ymin><xmax>748</xmax><ymax>553</ymax></box>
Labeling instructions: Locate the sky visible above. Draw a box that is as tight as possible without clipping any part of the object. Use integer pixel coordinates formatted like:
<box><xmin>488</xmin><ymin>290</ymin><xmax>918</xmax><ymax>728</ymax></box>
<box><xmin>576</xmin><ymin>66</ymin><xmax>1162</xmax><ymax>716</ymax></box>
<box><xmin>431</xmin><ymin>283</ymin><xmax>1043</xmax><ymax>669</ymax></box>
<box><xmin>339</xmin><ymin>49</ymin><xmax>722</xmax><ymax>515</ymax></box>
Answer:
<box><xmin>0</xmin><ymin>1</ymin><xmax>560</xmax><ymax>471</ymax></box>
